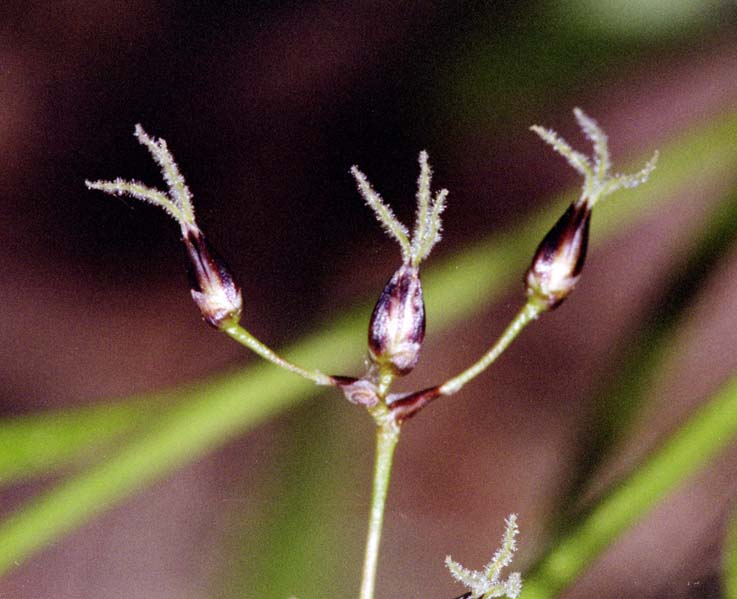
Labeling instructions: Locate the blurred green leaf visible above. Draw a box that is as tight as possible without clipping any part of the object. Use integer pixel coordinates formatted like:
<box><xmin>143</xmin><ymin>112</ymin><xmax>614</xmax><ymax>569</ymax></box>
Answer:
<box><xmin>521</xmin><ymin>374</ymin><xmax>737</xmax><ymax>599</ymax></box>
<box><xmin>215</xmin><ymin>401</ymin><xmax>362</xmax><ymax>599</ymax></box>
<box><xmin>550</xmin><ymin>0</ymin><xmax>726</xmax><ymax>39</ymax></box>
<box><xmin>1</xmin><ymin>106</ymin><xmax>737</xmax><ymax>575</ymax></box>
<box><xmin>441</xmin><ymin>23</ymin><xmax>618</xmax><ymax>129</ymax></box>
<box><xmin>560</xmin><ymin>185</ymin><xmax>737</xmax><ymax>515</ymax></box>
<box><xmin>0</xmin><ymin>400</ymin><xmax>156</xmax><ymax>485</ymax></box>
<box><xmin>439</xmin><ymin>4</ymin><xmax>733</xmax><ymax>132</ymax></box>
<box><xmin>724</xmin><ymin>503</ymin><xmax>737</xmax><ymax>599</ymax></box>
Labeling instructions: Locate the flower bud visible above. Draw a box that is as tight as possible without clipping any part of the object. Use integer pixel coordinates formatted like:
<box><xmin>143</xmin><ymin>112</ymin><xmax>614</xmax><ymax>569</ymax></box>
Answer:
<box><xmin>368</xmin><ymin>263</ymin><xmax>426</xmax><ymax>376</ymax></box>
<box><xmin>184</xmin><ymin>227</ymin><xmax>243</xmax><ymax>329</ymax></box>
<box><xmin>525</xmin><ymin>202</ymin><xmax>591</xmax><ymax>309</ymax></box>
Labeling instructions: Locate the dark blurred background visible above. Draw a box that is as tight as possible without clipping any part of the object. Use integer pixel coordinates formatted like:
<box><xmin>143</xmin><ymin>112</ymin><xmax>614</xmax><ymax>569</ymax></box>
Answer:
<box><xmin>2</xmin><ymin>1</ymin><xmax>737</xmax><ymax>598</ymax></box>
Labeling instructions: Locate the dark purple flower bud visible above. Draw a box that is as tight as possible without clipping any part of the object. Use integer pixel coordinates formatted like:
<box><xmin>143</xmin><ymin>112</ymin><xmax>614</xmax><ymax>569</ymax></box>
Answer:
<box><xmin>184</xmin><ymin>226</ymin><xmax>243</xmax><ymax>329</ymax></box>
<box><xmin>368</xmin><ymin>263</ymin><xmax>426</xmax><ymax>376</ymax></box>
<box><xmin>525</xmin><ymin>202</ymin><xmax>591</xmax><ymax>310</ymax></box>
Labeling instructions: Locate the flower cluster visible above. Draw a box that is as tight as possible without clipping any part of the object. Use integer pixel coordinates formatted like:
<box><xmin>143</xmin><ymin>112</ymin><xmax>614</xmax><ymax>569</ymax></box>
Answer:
<box><xmin>86</xmin><ymin>109</ymin><xmax>657</xmax><ymax>599</ymax></box>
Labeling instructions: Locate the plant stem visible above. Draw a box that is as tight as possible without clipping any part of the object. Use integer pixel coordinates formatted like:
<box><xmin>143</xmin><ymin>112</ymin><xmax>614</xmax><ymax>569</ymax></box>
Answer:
<box><xmin>359</xmin><ymin>410</ymin><xmax>401</xmax><ymax>599</ymax></box>
<box><xmin>440</xmin><ymin>300</ymin><xmax>543</xmax><ymax>396</ymax></box>
<box><xmin>223</xmin><ymin>322</ymin><xmax>333</xmax><ymax>386</ymax></box>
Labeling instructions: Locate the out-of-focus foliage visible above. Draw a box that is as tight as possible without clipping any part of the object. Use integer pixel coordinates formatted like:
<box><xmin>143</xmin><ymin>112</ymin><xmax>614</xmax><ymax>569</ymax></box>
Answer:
<box><xmin>550</xmin><ymin>0</ymin><xmax>726</xmax><ymax>39</ymax></box>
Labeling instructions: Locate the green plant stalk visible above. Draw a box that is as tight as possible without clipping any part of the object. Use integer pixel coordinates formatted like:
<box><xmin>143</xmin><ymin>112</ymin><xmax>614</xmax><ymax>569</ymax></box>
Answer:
<box><xmin>362</xmin><ymin>300</ymin><xmax>539</xmax><ymax>596</ymax></box>
<box><xmin>440</xmin><ymin>300</ymin><xmax>543</xmax><ymax>395</ymax></box>
<box><xmin>223</xmin><ymin>322</ymin><xmax>333</xmax><ymax>386</ymax></box>
<box><xmin>521</xmin><ymin>374</ymin><xmax>737</xmax><ymax>599</ymax></box>
<box><xmin>359</xmin><ymin>413</ymin><xmax>401</xmax><ymax>599</ymax></box>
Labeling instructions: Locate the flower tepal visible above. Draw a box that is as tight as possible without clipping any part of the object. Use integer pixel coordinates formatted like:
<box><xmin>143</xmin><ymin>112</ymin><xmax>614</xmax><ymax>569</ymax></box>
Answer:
<box><xmin>351</xmin><ymin>152</ymin><xmax>448</xmax><ymax>377</ymax></box>
<box><xmin>86</xmin><ymin>125</ymin><xmax>242</xmax><ymax>329</ymax></box>
<box><xmin>526</xmin><ymin>108</ymin><xmax>657</xmax><ymax>309</ymax></box>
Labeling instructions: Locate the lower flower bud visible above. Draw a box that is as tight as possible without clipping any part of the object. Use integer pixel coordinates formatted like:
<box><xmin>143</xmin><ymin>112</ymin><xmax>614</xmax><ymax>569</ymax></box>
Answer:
<box><xmin>368</xmin><ymin>264</ymin><xmax>426</xmax><ymax>376</ymax></box>
<box><xmin>525</xmin><ymin>202</ymin><xmax>591</xmax><ymax>309</ymax></box>
<box><xmin>184</xmin><ymin>227</ymin><xmax>243</xmax><ymax>329</ymax></box>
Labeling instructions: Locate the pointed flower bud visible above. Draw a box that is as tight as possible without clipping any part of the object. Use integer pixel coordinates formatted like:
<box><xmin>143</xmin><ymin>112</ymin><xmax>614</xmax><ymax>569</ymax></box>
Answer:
<box><xmin>525</xmin><ymin>202</ymin><xmax>590</xmax><ymax>309</ymax></box>
<box><xmin>184</xmin><ymin>226</ymin><xmax>243</xmax><ymax>328</ymax></box>
<box><xmin>86</xmin><ymin>125</ymin><xmax>245</xmax><ymax>329</ymax></box>
<box><xmin>352</xmin><ymin>152</ymin><xmax>447</xmax><ymax>378</ymax></box>
<box><xmin>368</xmin><ymin>264</ymin><xmax>426</xmax><ymax>376</ymax></box>
<box><xmin>527</xmin><ymin>108</ymin><xmax>657</xmax><ymax>309</ymax></box>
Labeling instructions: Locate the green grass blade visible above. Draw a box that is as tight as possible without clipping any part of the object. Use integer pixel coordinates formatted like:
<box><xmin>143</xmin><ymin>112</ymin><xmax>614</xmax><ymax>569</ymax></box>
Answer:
<box><xmin>0</xmin><ymin>362</ymin><xmax>325</xmax><ymax>574</ymax></box>
<box><xmin>521</xmin><ymin>374</ymin><xmax>737</xmax><ymax>599</ymax></box>
<box><xmin>560</xmin><ymin>187</ymin><xmax>737</xmax><ymax>513</ymax></box>
<box><xmin>215</xmin><ymin>402</ymin><xmax>361</xmax><ymax>599</ymax></box>
<box><xmin>0</xmin><ymin>400</ymin><xmax>154</xmax><ymax>485</ymax></box>
<box><xmin>724</xmin><ymin>504</ymin><xmax>737</xmax><ymax>599</ymax></box>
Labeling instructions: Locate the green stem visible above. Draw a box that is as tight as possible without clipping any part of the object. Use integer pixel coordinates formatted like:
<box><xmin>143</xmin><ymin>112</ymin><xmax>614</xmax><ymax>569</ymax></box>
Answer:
<box><xmin>359</xmin><ymin>412</ymin><xmax>401</xmax><ymax>599</ymax></box>
<box><xmin>521</xmin><ymin>374</ymin><xmax>737</xmax><ymax>599</ymax></box>
<box><xmin>440</xmin><ymin>300</ymin><xmax>543</xmax><ymax>396</ymax></box>
<box><xmin>223</xmin><ymin>322</ymin><xmax>333</xmax><ymax>386</ymax></box>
